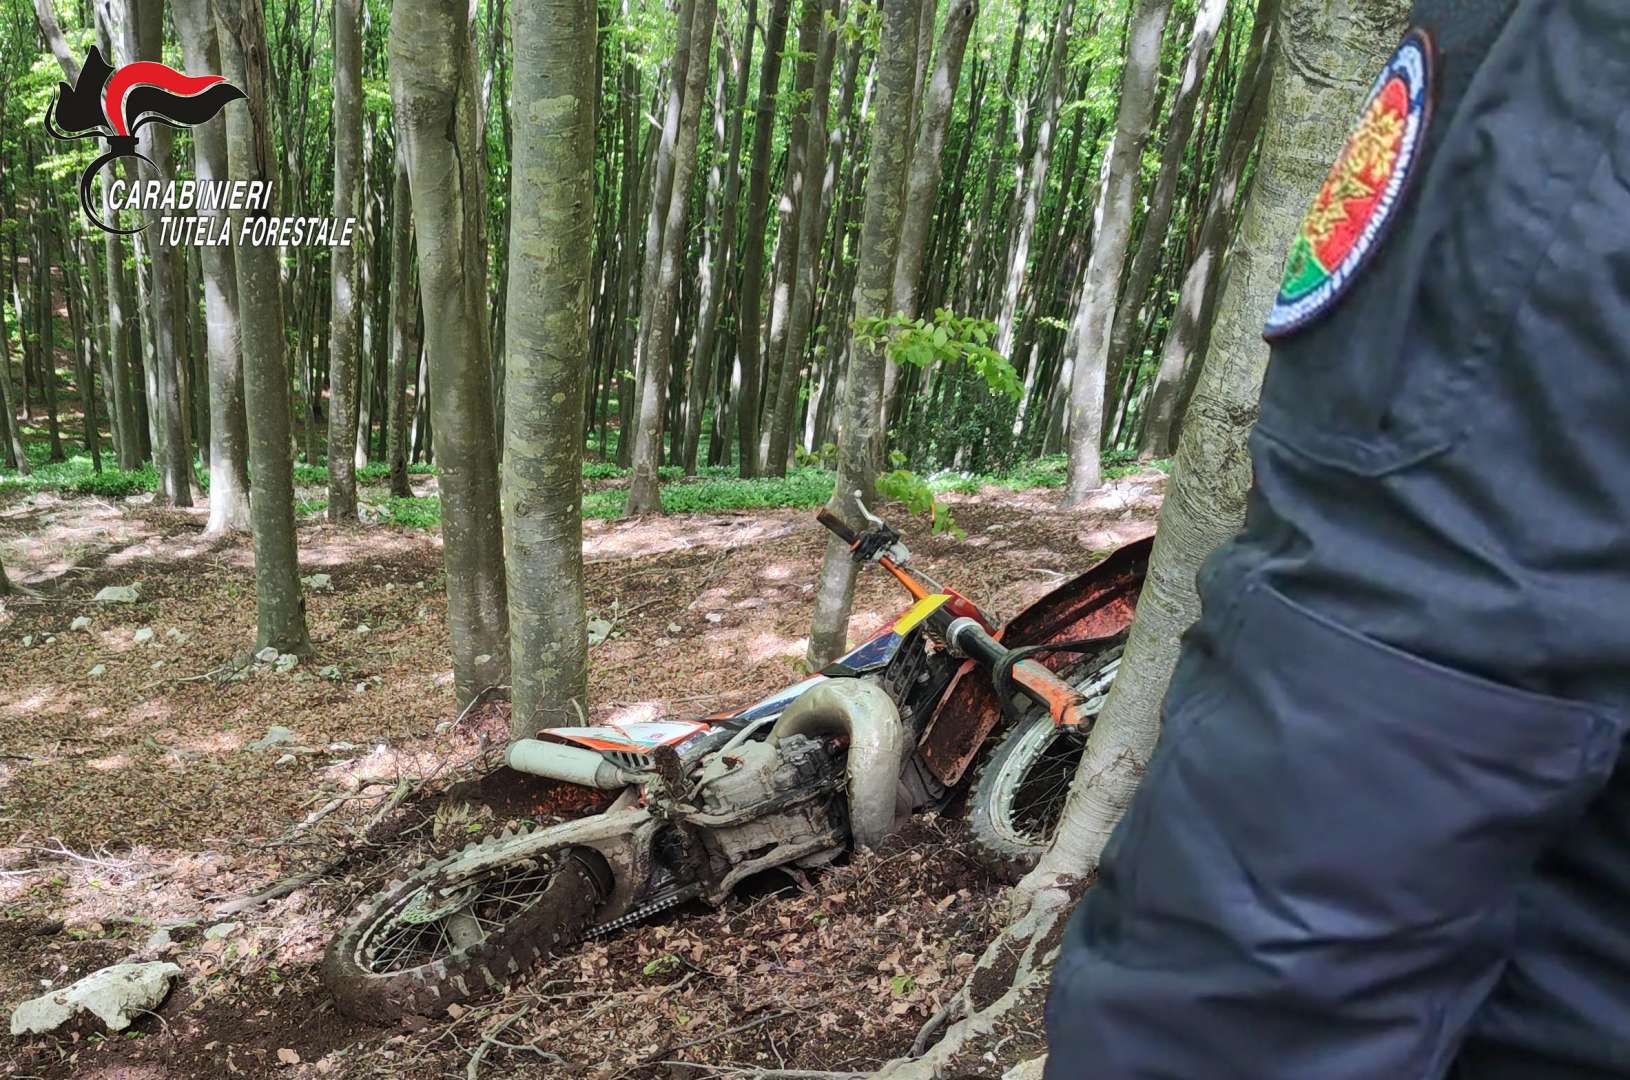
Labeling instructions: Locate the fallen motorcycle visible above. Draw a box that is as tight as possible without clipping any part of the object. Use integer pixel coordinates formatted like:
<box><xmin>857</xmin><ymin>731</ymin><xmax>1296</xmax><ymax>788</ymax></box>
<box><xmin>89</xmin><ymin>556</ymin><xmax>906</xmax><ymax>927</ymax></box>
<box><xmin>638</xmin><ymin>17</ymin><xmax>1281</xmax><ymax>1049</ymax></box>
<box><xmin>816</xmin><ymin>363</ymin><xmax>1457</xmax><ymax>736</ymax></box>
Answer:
<box><xmin>324</xmin><ymin>502</ymin><xmax>1148</xmax><ymax>1020</ymax></box>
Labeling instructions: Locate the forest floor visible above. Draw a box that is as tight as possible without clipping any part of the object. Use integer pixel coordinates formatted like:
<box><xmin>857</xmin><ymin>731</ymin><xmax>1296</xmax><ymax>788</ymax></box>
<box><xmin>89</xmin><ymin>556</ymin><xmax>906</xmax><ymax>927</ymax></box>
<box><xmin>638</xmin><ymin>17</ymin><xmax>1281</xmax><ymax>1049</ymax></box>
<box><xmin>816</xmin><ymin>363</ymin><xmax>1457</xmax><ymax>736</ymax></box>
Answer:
<box><xmin>0</xmin><ymin>465</ymin><xmax>1163</xmax><ymax>1079</ymax></box>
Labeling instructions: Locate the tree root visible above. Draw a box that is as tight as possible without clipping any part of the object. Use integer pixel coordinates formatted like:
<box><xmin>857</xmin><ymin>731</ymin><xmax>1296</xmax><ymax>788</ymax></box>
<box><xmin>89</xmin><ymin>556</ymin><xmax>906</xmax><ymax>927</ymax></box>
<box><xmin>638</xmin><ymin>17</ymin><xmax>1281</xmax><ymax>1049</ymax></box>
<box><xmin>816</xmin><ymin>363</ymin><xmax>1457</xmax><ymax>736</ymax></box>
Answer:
<box><xmin>871</xmin><ymin>884</ymin><xmax>1075</xmax><ymax>1080</ymax></box>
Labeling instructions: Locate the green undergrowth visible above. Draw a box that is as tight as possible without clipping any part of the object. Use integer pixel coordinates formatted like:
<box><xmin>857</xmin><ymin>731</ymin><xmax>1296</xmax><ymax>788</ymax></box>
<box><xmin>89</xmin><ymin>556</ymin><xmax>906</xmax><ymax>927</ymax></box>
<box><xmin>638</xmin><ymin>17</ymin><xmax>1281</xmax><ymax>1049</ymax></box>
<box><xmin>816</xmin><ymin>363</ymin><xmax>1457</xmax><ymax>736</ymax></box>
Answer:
<box><xmin>2</xmin><ymin>430</ymin><xmax>1168</xmax><ymax>531</ymax></box>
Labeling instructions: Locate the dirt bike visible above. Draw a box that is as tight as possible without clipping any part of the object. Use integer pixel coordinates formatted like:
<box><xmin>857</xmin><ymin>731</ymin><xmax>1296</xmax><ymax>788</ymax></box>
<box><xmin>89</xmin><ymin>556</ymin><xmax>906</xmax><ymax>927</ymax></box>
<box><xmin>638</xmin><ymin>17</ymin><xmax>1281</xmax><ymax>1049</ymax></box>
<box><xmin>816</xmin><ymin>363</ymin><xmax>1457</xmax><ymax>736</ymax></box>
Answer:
<box><xmin>324</xmin><ymin>502</ymin><xmax>1149</xmax><ymax>1020</ymax></box>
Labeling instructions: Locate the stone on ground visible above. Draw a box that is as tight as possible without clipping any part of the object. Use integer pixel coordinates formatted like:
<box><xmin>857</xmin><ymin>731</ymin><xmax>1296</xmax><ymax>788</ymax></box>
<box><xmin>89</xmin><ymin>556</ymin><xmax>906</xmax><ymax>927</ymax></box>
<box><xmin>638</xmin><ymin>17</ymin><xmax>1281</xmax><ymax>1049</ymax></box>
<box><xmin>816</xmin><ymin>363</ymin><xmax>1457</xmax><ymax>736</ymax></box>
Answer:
<box><xmin>94</xmin><ymin>585</ymin><xmax>140</xmax><ymax>604</ymax></box>
<box><xmin>247</xmin><ymin>726</ymin><xmax>296</xmax><ymax>751</ymax></box>
<box><xmin>9</xmin><ymin>961</ymin><xmax>182</xmax><ymax>1035</ymax></box>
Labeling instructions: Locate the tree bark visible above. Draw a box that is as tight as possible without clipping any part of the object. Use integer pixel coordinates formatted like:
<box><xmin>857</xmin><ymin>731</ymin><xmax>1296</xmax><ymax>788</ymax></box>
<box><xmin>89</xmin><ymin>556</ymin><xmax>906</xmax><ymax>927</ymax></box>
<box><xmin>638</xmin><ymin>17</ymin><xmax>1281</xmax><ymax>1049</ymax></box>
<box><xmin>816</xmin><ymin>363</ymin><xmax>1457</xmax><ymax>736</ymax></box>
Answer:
<box><xmin>118</xmin><ymin>0</ymin><xmax>193</xmax><ymax>503</ymax></box>
<box><xmin>0</xmin><ymin>294</ymin><xmax>28</xmax><ymax>474</ymax></box>
<box><xmin>734</xmin><ymin>0</ymin><xmax>792</xmax><ymax>477</ymax></box>
<box><xmin>626</xmin><ymin>0</ymin><xmax>715</xmax><ymax>514</ymax></box>
<box><xmin>807</xmin><ymin>0</ymin><xmax>919</xmax><ymax>668</ymax></box>
<box><xmin>993</xmin><ymin>1</ymin><xmax>1071</xmax><ymax>363</ymax></box>
<box><xmin>502</xmin><ymin>0</ymin><xmax>597</xmax><ymax>735</ymax></box>
<box><xmin>391</xmin><ymin>0</ymin><xmax>511</xmax><ymax>708</ymax></box>
<box><xmin>216</xmin><ymin>0</ymin><xmax>311</xmax><ymax>655</ymax></box>
<box><xmin>757</xmin><ymin>0</ymin><xmax>822</xmax><ymax>468</ymax></box>
<box><xmin>175</xmin><ymin>0</ymin><xmax>251</xmax><ymax>534</ymax></box>
<box><xmin>1102</xmin><ymin>0</ymin><xmax>1228</xmax><ymax>410</ymax></box>
<box><xmin>682</xmin><ymin>0</ymin><xmax>755</xmax><ymax>474</ymax></box>
<box><xmin>386</xmin><ymin>149</ymin><xmax>418</xmax><ymax>499</ymax></box>
<box><xmin>1140</xmin><ymin>0</ymin><xmax>1277</xmax><ymax>457</ymax></box>
<box><xmin>326</xmin><ymin>0</ymin><xmax>363</xmax><ymax>522</ymax></box>
<box><xmin>1025</xmin><ymin>0</ymin><xmax>1410</xmax><ymax>892</ymax></box>
<box><xmin>1060</xmin><ymin>0</ymin><xmax>1174</xmax><ymax>505</ymax></box>
<box><xmin>766</xmin><ymin>0</ymin><xmax>840</xmax><ymax>475</ymax></box>
<box><xmin>890</xmin><ymin>0</ymin><xmax>977</xmax><ymax>320</ymax></box>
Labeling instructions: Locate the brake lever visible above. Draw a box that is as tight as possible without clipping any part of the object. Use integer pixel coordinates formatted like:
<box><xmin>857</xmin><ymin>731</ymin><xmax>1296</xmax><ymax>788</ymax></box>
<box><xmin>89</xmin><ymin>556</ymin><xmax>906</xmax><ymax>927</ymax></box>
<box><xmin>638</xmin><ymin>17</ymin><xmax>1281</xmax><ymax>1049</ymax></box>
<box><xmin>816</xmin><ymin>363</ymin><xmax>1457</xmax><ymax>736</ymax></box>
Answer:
<box><xmin>851</xmin><ymin>490</ymin><xmax>913</xmax><ymax>566</ymax></box>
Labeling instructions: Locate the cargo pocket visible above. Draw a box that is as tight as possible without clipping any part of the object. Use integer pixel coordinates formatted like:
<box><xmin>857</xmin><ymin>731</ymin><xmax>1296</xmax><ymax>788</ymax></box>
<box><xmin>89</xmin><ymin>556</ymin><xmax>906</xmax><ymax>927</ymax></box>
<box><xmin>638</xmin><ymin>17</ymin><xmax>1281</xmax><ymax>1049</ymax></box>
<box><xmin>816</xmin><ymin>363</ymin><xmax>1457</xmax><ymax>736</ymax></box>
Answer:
<box><xmin>1099</xmin><ymin>581</ymin><xmax>1622</xmax><ymax>1070</ymax></box>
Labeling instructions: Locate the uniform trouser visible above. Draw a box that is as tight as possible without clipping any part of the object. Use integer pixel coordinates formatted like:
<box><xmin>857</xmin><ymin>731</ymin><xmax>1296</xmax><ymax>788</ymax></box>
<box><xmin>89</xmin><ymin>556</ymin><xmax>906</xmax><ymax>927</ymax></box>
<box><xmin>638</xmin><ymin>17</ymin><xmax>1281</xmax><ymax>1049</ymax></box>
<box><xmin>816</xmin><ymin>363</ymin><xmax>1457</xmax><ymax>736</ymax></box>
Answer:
<box><xmin>1043</xmin><ymin>574</ymin><xmax>1630</xmax><ymax>1079</ymax></box>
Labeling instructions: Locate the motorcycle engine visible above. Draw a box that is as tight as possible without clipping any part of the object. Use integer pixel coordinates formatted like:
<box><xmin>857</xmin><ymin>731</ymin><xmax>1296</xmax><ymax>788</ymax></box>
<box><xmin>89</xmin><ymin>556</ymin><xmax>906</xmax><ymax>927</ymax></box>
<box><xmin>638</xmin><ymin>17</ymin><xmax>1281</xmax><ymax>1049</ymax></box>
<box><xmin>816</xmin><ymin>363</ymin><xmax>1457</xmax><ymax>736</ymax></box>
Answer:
<box><xmin>686</xmin><ymin>734</ymin><xmax>848</xmax><ymax>885</ymax></box>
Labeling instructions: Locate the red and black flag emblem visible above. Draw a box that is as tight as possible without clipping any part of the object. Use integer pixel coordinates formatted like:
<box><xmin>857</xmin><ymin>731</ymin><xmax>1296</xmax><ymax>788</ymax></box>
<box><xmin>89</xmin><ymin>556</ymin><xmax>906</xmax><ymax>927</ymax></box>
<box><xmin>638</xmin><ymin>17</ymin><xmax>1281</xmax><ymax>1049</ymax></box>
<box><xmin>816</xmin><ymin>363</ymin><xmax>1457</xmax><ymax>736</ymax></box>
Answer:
<box><xmin>45</xmin><ymin>46</ymin><xmax>244</xmax><ymax>234</ymax></box>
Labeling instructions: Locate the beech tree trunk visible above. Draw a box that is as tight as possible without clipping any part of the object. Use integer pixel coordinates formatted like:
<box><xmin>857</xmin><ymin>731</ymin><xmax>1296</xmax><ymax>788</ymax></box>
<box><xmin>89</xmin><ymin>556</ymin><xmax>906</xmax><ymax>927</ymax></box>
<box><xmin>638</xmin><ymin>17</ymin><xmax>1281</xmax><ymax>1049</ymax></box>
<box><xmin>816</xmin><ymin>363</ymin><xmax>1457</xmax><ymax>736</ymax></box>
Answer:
<box><xmin>682</xmin><ymin>0</ymin><xmax>755</xmax><ymax>474</ymax></box>
<box><xmin>1025</xmin><ymin>0</ymin><xmax>1410</xmax><ymax>892</ymax></box>
<box><xmin>386</xmin><ymin>150</ymin><xmax>418</xmax><ymax>499</ymax></box>
<box><xmin>1060</xmin><ymin>0</ymin><xmax>1173</xmax><ymax>505</ymax></box>
<box><xmin>1102</xmin><ymin>0</ymin><xmax>1228</xmax><ymax>406</ymax></box>
<box><xmin>216</xmin><ymin>0</ymin><xmax>311</xmax><ymax>655</ymax></box>
<box><xmin>1140</xmin><ymin>0</ymin><xmax>1278</xmax><ymax>457</ymax></box>
<box><xmin>994</xmin><ymin>1</ymin><xmax>1071</xmax><ymax>362</ymax></box>
<box><xmin>766</xmin><ymin>0</ymin><xmax>840</xmax><ymax>475</ymax></box>
<box><xmin>391</xmin><ymin>0</ymin><xmax>511</xmax><ymax>708</ymax></box>
<box><xmin>175</xmin><ymin>0</ymin><xmax>251</xmax><ymax>534</ymax></box>
<box><xmin>326</xmin><ymin>0</ymin><xmax>363</xmax><ymax>522</ymax></box>
<box><xmin>758</xmin><ymin>0</ymin><xmax>822</xmax><ymax>468</ymax></box>
<box><xmin>734</xmin><ymin>0</ymin><xmax>792</xmax><ymax>477</ymax></box>
<box><xmin>626</xmin><ymin>0</ymin><xmax>714</xmax><ymax>514</ymax></box>
<box><xmin>503</xmin><ymin>0</ymin><xmax>597</xmax><ymax>735</ymax></box>
<box><xmin>122</xmin><ymin>0</ymin><xmax>194</xmax><ymax>504</ymax></box>
<box><xmin>807</xmin><ymin>0</ymin><xmax>919</xmax><ymax>668</ymax></box>
<box><xmin>890</xmin><ymin>0</ymin><xmax>977</xmax><ymax>319</ymax></box>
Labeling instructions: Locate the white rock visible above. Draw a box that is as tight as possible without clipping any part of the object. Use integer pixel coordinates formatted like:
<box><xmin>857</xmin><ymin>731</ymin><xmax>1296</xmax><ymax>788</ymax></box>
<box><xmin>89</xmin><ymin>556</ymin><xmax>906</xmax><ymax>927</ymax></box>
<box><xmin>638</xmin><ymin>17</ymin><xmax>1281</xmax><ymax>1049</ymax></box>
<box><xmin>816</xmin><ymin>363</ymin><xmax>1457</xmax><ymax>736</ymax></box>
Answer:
<box><xmin>9</xmin><ymin>961</ymin><xmax>181</xmax><ymax>1035</ymax></box>
<box><xmin>133</xmin><ymin>628</ymin><xmax>155</xmax><ymax>645</ymax></box>
<box><xmin>354</xmin><ymin>624</ymin><xmax>371</xmax><ymax>636</ymax></box>
<box><xmin>94</xmin><ymin>585</ymin><xmax>140</xmax><ymax>604</ymax></box>
<box><xmin>1002</xmin><ymin>1056</ymin><xmax>1047</xmax><ymax>1080</ymax></box>
<box><xmin>44</xmin><ymin>636</ymin><xmax>56</xmax><ymax>645</ymax></box>
<box><xmin>88</xmin><ymin>664</ymin><xmax>107</xmax><ymax>677</ymax></box>
<box><xmin>705</xmin><ymin>612</ymin><xmax>723</xmax><ymax>624</ymax></box>
<box><xmin>255</xmin><ymin>646</ymin><xmax>280</xmax><ymax>664</ymax></box>
<box><xmin>247</xmin><ymin>726</ymin><xmax>295</xmax><ymax>751</ymax></box>
<box><xmin>70</xmin><ymin>616</ymin><xmax>92</xmax><ymax>631</ymax></box>
<box><xmin>353</xmin><ymin>682</ymin><xmax>368</xmax><ymax>694</ymax></box>
<box><xmin>202</xmin><ymin>921</ymin><xmax>242</xmax><ymax>941</ymax></box>
<box><xmin>143</xmin><ymin>927</ymin><xmax>172</xmax><ymax>951</ymax></box>
<box><xmin>586</xmin><ymin>618</ymin><xmax>613</xmax><ymax>645</ymax></box>
<box><xmin>301</xmin><ymin>573</ymin><xmax>332</xmax><ymax>591</ymax></box>
<box><xmin>165</xmin><ymin>628</ymin><xmax>185</xmax><ymax>641</ymax></box>
<box><xmin>274</xmin><ymin>753</ymin><xmax>296</xmax><ymax>767</ymax></box>
<box><xmin>273</xmin><ymin>653</ymin><xmax>299</xmax><ymax>673</ymax></box>
<box><xmin>21</xmin><ymin>635</ymin><xmax>33</xmax><ymax>647</ymax></box>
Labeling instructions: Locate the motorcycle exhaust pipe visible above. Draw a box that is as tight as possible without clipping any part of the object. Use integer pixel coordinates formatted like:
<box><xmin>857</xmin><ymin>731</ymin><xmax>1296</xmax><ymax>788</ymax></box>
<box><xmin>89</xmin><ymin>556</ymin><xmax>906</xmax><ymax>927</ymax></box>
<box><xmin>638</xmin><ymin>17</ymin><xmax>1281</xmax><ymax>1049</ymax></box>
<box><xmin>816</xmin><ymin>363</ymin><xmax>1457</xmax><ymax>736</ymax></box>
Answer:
<box><xmin>769</xmin><ymin>680</ymin><xmax>907</xmax><ymax>850</ymax></box>
<box><xmin>506</xmin><ymin>738</ymin><xmax>632</xmax><ymax>790</ymax></box>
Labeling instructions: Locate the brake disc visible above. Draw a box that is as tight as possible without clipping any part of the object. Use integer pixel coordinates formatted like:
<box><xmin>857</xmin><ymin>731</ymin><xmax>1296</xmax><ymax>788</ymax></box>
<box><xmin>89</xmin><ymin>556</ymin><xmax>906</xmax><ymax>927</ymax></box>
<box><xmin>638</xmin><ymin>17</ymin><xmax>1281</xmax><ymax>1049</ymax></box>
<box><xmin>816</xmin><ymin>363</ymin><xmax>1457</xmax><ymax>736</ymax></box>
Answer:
<box><xmin>397</xmin><ymin>883</ymin><xmax>480</xmax><ymax>925</ymax></box>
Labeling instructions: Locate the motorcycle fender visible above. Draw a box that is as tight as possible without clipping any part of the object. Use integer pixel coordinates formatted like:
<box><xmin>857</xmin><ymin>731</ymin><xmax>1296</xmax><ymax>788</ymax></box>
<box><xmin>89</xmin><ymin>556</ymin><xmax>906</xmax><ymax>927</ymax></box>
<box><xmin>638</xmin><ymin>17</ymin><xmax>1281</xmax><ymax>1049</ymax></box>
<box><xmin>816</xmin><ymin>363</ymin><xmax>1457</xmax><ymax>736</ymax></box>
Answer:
<box><xmin>918</xmin><ymin>534</ymin><xmax>1152</xmax><ymax>787</ymax></box>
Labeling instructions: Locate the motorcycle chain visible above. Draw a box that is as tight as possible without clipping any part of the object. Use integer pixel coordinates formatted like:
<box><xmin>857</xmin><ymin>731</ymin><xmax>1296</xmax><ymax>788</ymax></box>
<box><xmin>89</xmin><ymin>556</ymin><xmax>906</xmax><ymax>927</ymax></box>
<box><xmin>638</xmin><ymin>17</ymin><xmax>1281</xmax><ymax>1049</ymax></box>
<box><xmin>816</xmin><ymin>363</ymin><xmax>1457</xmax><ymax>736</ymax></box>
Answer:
<box><xmin>579</xmin><ymin>884</ymin><xmax>702</xmax><ymax>941</ymax></box>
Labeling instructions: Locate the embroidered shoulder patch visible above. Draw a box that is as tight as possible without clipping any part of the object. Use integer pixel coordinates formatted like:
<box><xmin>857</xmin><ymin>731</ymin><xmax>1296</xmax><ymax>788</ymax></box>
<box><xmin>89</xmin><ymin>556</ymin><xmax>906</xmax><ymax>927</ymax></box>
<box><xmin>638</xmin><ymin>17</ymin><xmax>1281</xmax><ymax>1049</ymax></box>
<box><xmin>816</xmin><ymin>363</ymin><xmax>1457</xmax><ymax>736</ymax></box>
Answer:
<box><xmin>1264</xmin><ymin>29</ymin><xmax>1435</xmax><ymax>340</ymax></box>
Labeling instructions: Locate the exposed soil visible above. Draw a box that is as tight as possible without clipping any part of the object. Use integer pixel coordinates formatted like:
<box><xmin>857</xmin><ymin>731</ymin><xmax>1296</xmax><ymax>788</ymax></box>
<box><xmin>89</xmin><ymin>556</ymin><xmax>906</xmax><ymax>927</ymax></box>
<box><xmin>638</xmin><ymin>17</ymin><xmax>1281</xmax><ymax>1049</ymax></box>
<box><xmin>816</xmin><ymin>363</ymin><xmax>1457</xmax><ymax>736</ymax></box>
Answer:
<box><xmin>0</xmin><ymin>473</ymin><xmax>1162</xmax><ymax>1078</ymax></box>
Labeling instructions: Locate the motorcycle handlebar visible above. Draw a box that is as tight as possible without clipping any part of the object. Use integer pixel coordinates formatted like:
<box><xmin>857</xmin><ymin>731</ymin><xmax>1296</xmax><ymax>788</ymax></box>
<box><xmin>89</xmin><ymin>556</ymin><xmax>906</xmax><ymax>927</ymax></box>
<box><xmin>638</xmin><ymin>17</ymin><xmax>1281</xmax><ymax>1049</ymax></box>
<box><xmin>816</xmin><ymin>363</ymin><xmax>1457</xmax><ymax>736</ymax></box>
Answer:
<box><xmin>816</xmin><ymin>508</ymin><xmax>859</xmax><ymax>546</ymax></box>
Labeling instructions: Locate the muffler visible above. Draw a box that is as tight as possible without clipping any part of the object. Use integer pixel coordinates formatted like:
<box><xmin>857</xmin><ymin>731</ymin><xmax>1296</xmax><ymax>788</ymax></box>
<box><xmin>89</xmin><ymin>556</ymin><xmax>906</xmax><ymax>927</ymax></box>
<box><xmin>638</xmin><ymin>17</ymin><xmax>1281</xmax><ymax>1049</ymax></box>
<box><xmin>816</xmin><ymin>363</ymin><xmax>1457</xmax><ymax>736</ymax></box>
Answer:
<box><xmin>506</xmin><ymin>738</ymin><xmax>632</xmax><ymax>790</ymax></box>
<box><xmin>769</xmin><ymin>680</ymin><xmax>907</xmax><ymax>850</ymax></box>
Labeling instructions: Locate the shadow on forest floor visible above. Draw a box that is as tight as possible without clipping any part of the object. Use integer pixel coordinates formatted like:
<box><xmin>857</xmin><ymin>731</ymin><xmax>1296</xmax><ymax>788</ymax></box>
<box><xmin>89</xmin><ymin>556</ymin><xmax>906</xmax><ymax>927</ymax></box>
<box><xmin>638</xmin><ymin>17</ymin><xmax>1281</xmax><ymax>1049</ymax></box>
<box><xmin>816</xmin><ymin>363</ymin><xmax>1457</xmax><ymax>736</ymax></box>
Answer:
<box><xmin>0</xmin><ymin>472</ymin><xmax>1162</xmax><ymax>1079</ymax></box>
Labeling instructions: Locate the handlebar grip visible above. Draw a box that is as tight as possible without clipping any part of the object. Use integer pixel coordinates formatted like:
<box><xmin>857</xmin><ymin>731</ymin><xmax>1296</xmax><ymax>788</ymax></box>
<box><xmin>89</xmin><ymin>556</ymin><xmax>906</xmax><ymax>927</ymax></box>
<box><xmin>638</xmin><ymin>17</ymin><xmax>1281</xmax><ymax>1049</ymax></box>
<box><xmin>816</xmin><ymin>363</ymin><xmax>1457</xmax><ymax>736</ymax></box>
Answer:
<box><xmin>816</xmin><ymin>508</ymin><xmax>858</xmax><ymax>545</ymax></box>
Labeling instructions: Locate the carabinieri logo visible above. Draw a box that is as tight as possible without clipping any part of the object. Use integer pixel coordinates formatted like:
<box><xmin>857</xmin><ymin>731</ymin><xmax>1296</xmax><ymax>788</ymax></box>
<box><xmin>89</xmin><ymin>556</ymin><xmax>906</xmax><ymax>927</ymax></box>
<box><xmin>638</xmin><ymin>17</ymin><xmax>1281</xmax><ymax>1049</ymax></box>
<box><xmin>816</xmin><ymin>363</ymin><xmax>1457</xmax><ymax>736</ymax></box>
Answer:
<box><xmin>44</xmin><ymin>46</ymin><xmax>244</xmax><ymax>235</ymax></box>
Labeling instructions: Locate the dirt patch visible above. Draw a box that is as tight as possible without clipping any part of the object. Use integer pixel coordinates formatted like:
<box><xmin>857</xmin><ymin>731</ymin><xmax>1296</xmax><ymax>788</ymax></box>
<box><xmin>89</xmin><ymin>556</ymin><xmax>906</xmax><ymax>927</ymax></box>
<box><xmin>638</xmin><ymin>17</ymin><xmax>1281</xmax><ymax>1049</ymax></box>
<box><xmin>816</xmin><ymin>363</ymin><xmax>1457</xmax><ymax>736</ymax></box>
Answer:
<box><xmin>2</xmin><ymin>476</ymin><xmax>1162</xmax><ymax>1077</ymax></box>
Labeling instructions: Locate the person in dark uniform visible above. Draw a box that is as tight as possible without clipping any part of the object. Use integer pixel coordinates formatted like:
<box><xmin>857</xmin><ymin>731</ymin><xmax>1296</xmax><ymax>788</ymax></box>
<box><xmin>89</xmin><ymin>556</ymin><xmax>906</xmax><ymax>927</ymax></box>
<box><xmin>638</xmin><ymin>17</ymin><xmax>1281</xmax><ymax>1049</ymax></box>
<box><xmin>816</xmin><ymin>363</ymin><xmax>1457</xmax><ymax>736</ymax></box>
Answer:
<box><xmin>1045</xmin><ymin>1</ymin><xmax>1630</xmax><ymax>1077</ymax></box>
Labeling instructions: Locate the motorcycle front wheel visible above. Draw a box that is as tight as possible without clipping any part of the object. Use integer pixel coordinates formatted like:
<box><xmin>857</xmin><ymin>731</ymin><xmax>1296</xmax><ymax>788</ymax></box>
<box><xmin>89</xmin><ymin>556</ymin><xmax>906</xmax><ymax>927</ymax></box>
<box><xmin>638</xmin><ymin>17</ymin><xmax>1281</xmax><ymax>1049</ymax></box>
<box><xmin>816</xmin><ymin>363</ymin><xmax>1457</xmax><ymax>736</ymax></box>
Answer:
<box><xmin>324</xmin><ymin>825</ymin><xmax>605</xmax><ymax>1021</ymax></box>
<box><xmin>965</xmin><ymin>643</ymin><xmax>1123</xmax><ymax>883</ymax></box>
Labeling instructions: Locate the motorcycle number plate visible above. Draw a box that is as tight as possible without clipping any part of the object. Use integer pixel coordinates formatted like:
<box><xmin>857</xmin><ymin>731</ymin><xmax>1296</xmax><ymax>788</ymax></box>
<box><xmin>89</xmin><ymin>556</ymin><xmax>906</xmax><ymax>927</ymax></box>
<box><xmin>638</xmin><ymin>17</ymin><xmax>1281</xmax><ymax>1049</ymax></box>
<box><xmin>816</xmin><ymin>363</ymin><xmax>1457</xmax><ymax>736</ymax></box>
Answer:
<box><xmin>893</xmin><ymin>593</ymin><xmax>951</xmax><ymax>636</ymax></box>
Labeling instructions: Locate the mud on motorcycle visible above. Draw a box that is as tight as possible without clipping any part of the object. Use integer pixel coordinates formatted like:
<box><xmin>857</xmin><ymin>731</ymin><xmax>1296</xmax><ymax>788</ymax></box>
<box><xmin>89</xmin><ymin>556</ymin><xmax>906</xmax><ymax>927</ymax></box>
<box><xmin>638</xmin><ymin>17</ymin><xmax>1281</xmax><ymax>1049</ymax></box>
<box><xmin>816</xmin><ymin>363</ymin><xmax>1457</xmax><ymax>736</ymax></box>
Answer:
<box><xmin>324</xmin><ymin>503</ymin><xmax>1148</xmax><ymax>1020</ymax></box>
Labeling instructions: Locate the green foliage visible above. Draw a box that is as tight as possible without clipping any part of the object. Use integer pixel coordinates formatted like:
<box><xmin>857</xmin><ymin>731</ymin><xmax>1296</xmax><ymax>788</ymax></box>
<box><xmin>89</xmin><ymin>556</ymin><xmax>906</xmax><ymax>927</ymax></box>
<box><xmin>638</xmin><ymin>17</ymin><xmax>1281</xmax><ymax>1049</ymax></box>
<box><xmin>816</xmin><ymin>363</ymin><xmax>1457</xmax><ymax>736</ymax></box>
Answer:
<box><xmin>74</xmin><ymin>467</ymin><xmax>157</xmax><ymax>498</ymax></box>
<box><xmin>855</xmin><ymin>309</ymin><xmax>1021</xmax><ymax>401</ymax></box>
<box><xmin>875</xmin><ymin>464</ymin><xmax>963</xmax><ymax>538</ymax></box>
